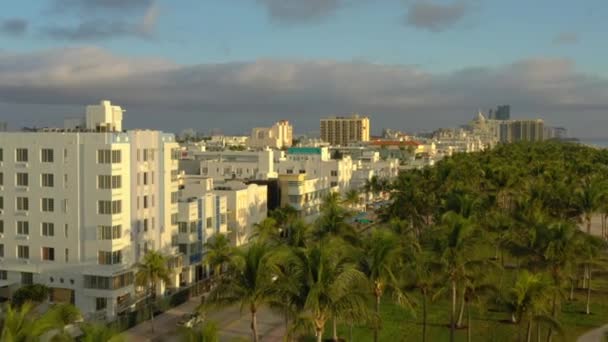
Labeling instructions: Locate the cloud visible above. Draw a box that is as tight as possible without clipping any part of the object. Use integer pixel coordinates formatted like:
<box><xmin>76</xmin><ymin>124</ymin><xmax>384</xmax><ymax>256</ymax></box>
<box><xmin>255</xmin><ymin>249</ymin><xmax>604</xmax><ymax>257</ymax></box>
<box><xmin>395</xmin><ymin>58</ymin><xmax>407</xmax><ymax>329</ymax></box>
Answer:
<box><xmin>255</xmin><ymin>0</ymin><xmax>346</xmax><ymax>24</ymax></box>
<box><xmin>405</xmin><ymin>1</ymin><xmax>469</xmax><ymax>32</ymax></box>
<box><xmin>0</xmin><ymin>18</ymin><xmax>28</xmax><ymax>36</ymax></box>
<box><xmin>42</xmin><ymin>1</ymin><xmax>159</xmax><ymax>40</ymax></box>
<box><xmin>50</xmin><ymin>0</ymin><xmax>153</xmax><ymax>13</ymax></box>
<box><xmin>0</xmin><ymin>47</ymin><xmax>607</xmax><ymax>136</ymax></box>
<box><xmin>553</xmin><ymin>32</ymin><xmax>579</xmax><ymax>45</ymax></box>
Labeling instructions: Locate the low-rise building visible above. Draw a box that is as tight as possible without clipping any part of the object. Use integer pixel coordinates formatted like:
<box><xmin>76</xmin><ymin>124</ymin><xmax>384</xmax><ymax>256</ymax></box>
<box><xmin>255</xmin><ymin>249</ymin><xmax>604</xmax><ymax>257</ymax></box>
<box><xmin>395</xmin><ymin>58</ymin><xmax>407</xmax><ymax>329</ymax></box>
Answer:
<box><xmin>248</xmin><ymin>120</ymin><xmax>293</xmax><ymax>149</ymax></box>
<box><xmin>278</xmin><ymin>174</ymin><xmax>332</xmax><ymax>221</ymax></box>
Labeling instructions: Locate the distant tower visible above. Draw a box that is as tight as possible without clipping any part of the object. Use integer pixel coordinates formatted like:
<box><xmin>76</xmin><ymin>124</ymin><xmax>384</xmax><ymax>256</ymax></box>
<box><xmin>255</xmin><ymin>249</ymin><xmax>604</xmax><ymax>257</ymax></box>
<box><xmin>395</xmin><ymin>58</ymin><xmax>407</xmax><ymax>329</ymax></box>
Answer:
<box><xmin>495</xmin><ymin>105</ymin><xmax>510</xmax><ymax>120</ymax></box>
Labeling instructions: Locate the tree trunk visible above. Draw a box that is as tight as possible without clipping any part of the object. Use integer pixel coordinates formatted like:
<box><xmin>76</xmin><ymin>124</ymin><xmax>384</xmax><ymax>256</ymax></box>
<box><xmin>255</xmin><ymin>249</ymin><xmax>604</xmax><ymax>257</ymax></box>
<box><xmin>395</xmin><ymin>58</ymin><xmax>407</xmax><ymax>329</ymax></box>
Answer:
<box><xmin>251</xmin><ymin>307</ymin><xmax>259</xmax><ymax>342</ymax></box>
<box><xmin>545</xmin><ymin>293</ymin><xmax>557</xmax><ymax>342</ymax></box>
<box><xmin>586</xmin><ymin>217</ymin><xmax>591</xmax><ymax>235</ymax></box>
<box><xmin>569</xmin><ymin>280</ymin><xmax>574</xmax><ymax>301</ymax></box>
<box><xmin>333</xmin><ymin>318</ymin><xmax>338</xmax><ymax>341</ymax></box>
<box><xmin>537</xmin><ymin>322</ymin><xmax>541</xmax><ymax>342</ymax></box>
<box><xmin>586</xmin><ymin>269</ymin><xmax>592</xmax><ymax>315</ymax></box>
<box><xmin>284</xmin><ymin>312</ymin><xmax>290</xmax><ymax>341</ymax></box>
<box><xmin>467</xmin><ymin>303</ymin><xmax>471</xmax><ymax>342</ymax></box>
<box><xmin>422</xmin><ymin>292</ymin><xmax>428</xmax><ymax>342</ymax></box>
<box><xmin>374</xmin><ymin>292</ymin><xmax>381</xmax><ymax>342</ymax></box>
<box><xmin>149</xmin><ymin>283</ymin><xmax>155</xmax><ymax>333</ymax></box>
<box><xmin>317</xmin><ymin>328</ymin><xmax>324</xmax><ymax>342</ymax></box>
<box><xmin>349</xmin><ymin>322</ymin><xmax>353</xmax><ymax>342</ymax></box>
<box><xmin>526</xmin><ymin>321</ymin><xmax>532</xmax><ymax>342</ymax></box>
<box><xmin>456</xmin><ymin>288</ymin><xmax>466</xmax><ymax>327</ymax></box>
<box><xmin>450</xmin><ymin>280</ymin><xmax>456</xmax><ymax>342</ymax></box>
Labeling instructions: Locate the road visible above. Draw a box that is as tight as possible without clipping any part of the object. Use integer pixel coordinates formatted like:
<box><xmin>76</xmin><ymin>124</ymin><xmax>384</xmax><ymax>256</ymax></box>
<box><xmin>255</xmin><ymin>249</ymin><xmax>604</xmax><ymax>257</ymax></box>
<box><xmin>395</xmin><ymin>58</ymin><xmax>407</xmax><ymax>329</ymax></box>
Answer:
<box><xmin>124</xmin><ymin>295</ymin><xmax>285</xmax><ymax>342</ymax></box>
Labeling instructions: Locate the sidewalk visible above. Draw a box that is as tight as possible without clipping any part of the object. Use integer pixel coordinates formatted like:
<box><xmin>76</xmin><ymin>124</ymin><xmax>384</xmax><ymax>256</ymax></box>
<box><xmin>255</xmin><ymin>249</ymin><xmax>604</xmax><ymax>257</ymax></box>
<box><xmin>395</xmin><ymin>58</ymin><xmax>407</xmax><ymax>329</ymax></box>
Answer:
<box><xmin>124</xmin><ymin>295</ymin><xmax>285</xmax><ymax>342</ymax></box>
<box><xmin>577</xmin><ymin>324</ymin><xmax>608</xmax><ymax>342</ymax></box>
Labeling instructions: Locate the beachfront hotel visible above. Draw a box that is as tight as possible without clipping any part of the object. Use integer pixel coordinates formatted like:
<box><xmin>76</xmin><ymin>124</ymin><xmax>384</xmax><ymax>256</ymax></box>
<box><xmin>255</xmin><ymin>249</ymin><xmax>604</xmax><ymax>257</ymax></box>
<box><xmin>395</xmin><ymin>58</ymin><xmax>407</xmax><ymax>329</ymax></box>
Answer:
<box><xmin>0</xmin><ymin>101</ymin><xmax>181</xmax><ymax>320</ymax></box>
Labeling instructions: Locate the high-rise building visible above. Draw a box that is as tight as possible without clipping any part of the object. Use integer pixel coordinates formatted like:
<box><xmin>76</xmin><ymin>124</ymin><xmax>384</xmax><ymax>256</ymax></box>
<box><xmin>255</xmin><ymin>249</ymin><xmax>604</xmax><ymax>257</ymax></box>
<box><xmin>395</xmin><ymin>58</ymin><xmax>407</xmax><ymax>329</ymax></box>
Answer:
<box><xmin>320</xmin><ymin>114</ymin><xmax>370</xmax><ymax>146</ymax></box>
<box><xmin>494</xmin><ymin>105</ymin><xmax>511</xmax><ymax>120</ymax></box>
<box><xmin>498</xmin><ymin>119</ymin><xmax>544</xmax><ymax>143</ymax></box>
<box><xmin>0</xmin><ymin>100</ymin><xmax>180</xmax><ymax>320</ymax></box>
<box><xmin>248</xmin><ymin>120</ymin><xmax>293</xmax><ymax>149</ymax></box>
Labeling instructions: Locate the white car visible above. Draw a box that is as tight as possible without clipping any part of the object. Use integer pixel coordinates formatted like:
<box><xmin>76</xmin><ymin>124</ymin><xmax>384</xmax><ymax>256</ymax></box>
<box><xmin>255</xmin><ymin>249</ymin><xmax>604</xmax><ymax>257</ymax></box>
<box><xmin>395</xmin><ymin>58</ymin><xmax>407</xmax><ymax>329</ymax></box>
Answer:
<box><xmin>176</xmin><ymin>313</ymin><xmax>202</xmax><ymax>328</ymax></box>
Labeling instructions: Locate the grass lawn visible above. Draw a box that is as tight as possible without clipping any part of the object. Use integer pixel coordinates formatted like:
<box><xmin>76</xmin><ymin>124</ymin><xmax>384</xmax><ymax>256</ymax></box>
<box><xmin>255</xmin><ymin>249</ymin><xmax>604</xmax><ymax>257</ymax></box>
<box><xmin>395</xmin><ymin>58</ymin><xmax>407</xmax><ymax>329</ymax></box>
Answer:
<box><xmin>322</xmin><ymin>270</ymin><xmax>608</xmax><ymax>341</ymax></box>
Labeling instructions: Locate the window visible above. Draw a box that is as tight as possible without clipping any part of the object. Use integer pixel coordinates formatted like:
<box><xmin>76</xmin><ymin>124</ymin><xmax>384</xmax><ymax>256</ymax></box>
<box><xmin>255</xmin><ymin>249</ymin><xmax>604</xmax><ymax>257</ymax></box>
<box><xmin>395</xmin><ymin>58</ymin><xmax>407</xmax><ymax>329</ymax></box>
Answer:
<box><xmin>64</xmin><ymin>174</ymin><xmax>68</xmax><ymax>188</ymax></box>
<box><xmin>98</xmin><ymin>225</ymin><xmax>121</xmax><ymax>240</ymax></box>
<box><xmin>17</xmin><ymin>245</ymin><xmax>29</xmax><ymax>259</ymax></box>
<box><xmin>171</xmin><ymin>148</ymin><xmax>180</xmax><ymax>160</ymax></box>
<box><xmin>42</xmin><ymin>222</ymin><xmax>54</xmax><ymax>236</ymax></box>
<box><xmin>17</xmin><ymin>221</ymin><xmax>29</xmax><ymax>235</ymax></box>
<box><xmin>286</xmin><ymin>169</ymin><xmax>293</xmax><ymax>174</ymax></box>
<box><xmin>41</xmin><ymin>149</ymin><xmax>54</xmax><ymax>163</ymax></box>
<box><xmin>42</xmin><ymin>198</ymin><xmax>54</xmax><ymax>212</ymax></box>
<box><xmin>0</xmin><ymin>245</ymin><xmax>4</xmax><ymax>257</ymax></box>
<box><xmin>151</xmin><ymin>171</ymin><xmax>155</xmax><ymax>185</ymax></box>
<box><xmin>65</xmin><ymin>248</ymin><xmax>69</xmax><ymax>262</ymax></box>
<box><xmin>330</xmin><ymin>181</ymin><xmax>338</xmax><ymax>187</ymax></box>
<box><xmin>171</xmin><ymin>191</ymin><xmax>178</xmax><ymax>204</ymax></box>
<box><xmin>42</xmin><ymin>247</ymin><xmax>55</xmax><ymax>261</ymax></box>
<box><xmin>0</xmin><ymin>148</ymin><xmax>3</xmax><ymax>162</ymax></box>
<box><xmin>143</xmin><ymin>219</ymin><xmax>148</xmax><ymax>232</ymax></box>
<box><xmin>178</xmin><ymin>244</ymin><xmax>187</xmax><ymax>255</ymax></box>
<box><xmin>220</xmin><ymin>214</ymin><xmax>227</xmax><ymax>225</ymax></box>
<box><xmin>171</xmin><ymin>213</ymin><xmax>178</xmax><ymax>225</ymax></box>
<box><xmin>97</xmin><ymin>150</ymin><xmax>121</xmax><ymax>164</ymax></box>
<box><xmin>331</xmin><ymin>170</ymin><xmax>338</xmax><ymax>176</ymax></box>
<box><xmin>98</xmin><ymin>200</ymin><xmax>121</xmax><ymax>214</ymax></box>
<box><xmin>143</xmin><ymin>172</ymin><xmax>148</xmax><ymax>185</ymax></box>
<box><xmin>0</xmin><ymin>270</ymin><xmax>6</xmax><ymax>280</ymax></box>
<box><xmin>42</xmin><ymin>174</ymin><xmax>54</xmax><ymax>187</ymax></box>
<box><xmin>16</xmin><ymin>173</ymin><xmax>28</xmax><ymax>187</ymax></box>
<box><xmin>0</xmin><ymin>220</ymin><xmax>3</xmax><ymax>233</ymax></box>
<box><xmin>16</xmin><ymin>148</ymin><xmax>28</xmax><ymax>162</ymax></box>
<box><xmin>0</xmin><ymin>172</ymin><xmax>3</xmax><ymax>186</ymax></box>
<box><xmin>178</xmin><ymin>222</ymin><xmax>188</xmax><ymax>234</ymax></box>
<box><xmin>96</xmin><ymin>297</ymin><xmax>107</xmax><ymax>311</ymax></box>
<box><xmin>206</xmin><ymin>217</ymin><xmax>213</xmax><ymax>228</ymax></box>
<box><xmin>0</xmin><ymin>197</ymin><xmax>3</xmax><ymax>210</ymax></box>
<box><xmin>98</xmin><ymin>250</ymin><xmax>122</xmax><ymax>265</ymax></box>
<box><xmin>65</xmin><ymin>224</ymin><xmax>68</xmax><ymax>238</ymax></box>
<box><xmin>98</xmin><ymin>175</ymin><xmax>121</xmax><ymax>189</ymax></box>
<box><xmin>143</xmin><ymin>196</ymin><xmax>148</xmax><ymax>209</ymax></box>
<box><xmin>17</xmin><ymin>197</ymin><xmax>28</xmax><ymax>211</ymax></box>
<box><xmin>21</xmin><ymin>272</ymin><xmax>33</xmax><ymax>285</ymax></box>
<box><xmin>171</xmin><ymin>170</ymin><xmax>178</xmax><ymax>182</ymax></box>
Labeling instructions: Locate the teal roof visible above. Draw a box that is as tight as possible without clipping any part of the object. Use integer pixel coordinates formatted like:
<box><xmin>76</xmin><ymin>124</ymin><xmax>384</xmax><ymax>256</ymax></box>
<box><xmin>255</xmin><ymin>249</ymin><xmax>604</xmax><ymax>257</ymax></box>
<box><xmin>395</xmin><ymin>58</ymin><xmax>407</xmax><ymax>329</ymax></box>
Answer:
<box><xmin>287</xmin><ymin>147</ymin><xmax>322</xmax><ymax>155</ymax></box>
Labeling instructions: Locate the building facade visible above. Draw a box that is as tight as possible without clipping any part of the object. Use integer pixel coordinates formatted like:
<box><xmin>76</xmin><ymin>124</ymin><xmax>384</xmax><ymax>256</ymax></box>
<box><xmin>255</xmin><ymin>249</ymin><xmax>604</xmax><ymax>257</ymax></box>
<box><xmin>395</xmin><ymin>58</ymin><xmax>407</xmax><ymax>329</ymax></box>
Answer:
<box><xmin>249</xmin><ymin>120</ymin><xmax>293</xmax><ymax>149</ymax></box>
<box><xmin>320</xmin><ymin>115</ymin><xmax>370</xmax><ymax>146</ymax></box>
<box><xmin>0</xmin><ymin>101</ymin><xmax>180</xmax><ymax>320</ymax></box>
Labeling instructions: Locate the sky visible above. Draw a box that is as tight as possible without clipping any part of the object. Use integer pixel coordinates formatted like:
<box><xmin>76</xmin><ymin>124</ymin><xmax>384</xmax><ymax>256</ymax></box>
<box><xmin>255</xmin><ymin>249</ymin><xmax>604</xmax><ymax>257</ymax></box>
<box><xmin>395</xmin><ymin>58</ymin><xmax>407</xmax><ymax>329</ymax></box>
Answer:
<box><xmin>0</xmin><ymin>0</ymin><xmax>607</xmax><ymax>137</ymax></box>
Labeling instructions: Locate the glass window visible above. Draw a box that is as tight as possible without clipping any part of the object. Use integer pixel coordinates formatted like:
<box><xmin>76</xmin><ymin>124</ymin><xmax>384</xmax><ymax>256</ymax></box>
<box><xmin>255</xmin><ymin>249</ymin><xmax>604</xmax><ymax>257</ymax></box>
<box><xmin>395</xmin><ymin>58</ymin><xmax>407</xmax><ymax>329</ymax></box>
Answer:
<box><xmin>96</xmin><ymin>297</ymin><xmax>107</xmax><ymax>311</ymax></box>
<box><xmin>17</xmin><ymin>221</ymin><xmax>29</xmax><ymax>235</ymax></box>
<box><xmin>16</xmin><ymin>148</ymin><xmax>28</xmax><ymax>162</ymax></box>
<box><xmin>16</xmin><ymin>173</ymin><xmax>28</xmax><ymax>186</ymax></box>
<box><xmin>42</xmin><ymin>198</ymin><xmax>54</xmax><ymax>212</ymax></box>
<box><xmin>42</xmin><ymin>222</ymin><xmax>54</xmax><ymax>236</ymax></box>
<box><xmin>16</xmin><ymin>197</ymin><xmax>29</xmax><ymax>211</ymax></box>
<box><xmin>18</xmin><ymin>245</ymin><xmax>29</xmax><ymax>259</ymax></box>
<box><xmin>42</xmin><ymin>247</ymin><xmax>55</xmax><ymax>261</ymax></box>
<box><xmin>0</xmin><ymin>270</ymin><xmax>6</xmax><ymax>279</ymax></box>
<box><xmin>0</xmin><ymin>220</ymin><xmax>3</xmax><ymax>233</ymax></box>
<box><xmin>0</xmin><ymin>172</ymin><xmax>3</xmax><ymax>186</ymax></box>
<box><xmin>41</xmin><ymin>149</ymin><xmax>54</xmax><ymax>163</ymax></box>
<box><xmin>21</xmin><ymin>272</ymin><xmax>33</xmax><ymax>285</ymax></box>
<box><xmin>0</xmin><ymin>245</ymin><xmax>4</xmax><ymax>258</ymax></box>
<box><xmin>42</xmin><ymin>174</ymin><xmax>54</xmax><ymax>187</ymax></box>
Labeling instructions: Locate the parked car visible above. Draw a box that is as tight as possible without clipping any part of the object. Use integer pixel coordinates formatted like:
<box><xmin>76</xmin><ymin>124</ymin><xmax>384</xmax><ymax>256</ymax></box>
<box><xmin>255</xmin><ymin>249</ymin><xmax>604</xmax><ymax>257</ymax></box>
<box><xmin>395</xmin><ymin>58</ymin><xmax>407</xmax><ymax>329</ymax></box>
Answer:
<box><xmin>176</xmin><ymin>313</ymin><xmax>202</xmax><ymax>328</ymax></box>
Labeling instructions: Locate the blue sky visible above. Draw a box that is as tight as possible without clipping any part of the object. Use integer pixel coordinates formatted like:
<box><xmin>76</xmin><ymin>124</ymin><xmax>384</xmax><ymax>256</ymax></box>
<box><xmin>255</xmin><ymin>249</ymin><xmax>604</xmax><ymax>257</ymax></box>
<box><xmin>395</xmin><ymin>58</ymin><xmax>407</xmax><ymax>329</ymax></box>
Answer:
<box><xmin>1</xmin><ymin>0</ymin><xmax>608</xmax><ymax>137</ymax></box>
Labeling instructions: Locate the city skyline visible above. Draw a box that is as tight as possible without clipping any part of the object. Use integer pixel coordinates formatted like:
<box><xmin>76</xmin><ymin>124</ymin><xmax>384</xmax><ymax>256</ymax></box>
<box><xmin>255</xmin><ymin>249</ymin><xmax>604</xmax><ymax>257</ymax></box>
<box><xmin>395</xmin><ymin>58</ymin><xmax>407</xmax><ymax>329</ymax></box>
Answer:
<box><xmin>1</xmin><ymin>1</ymin><xmax>608</xmax><ymax>137</ymax></box>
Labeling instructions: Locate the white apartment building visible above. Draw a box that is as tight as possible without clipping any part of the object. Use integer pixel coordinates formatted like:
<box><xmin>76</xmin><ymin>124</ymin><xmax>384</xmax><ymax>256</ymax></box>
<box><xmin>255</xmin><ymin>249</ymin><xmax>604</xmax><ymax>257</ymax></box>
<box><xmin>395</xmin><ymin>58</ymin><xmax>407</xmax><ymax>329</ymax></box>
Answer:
<box><xmin>276</xmin><ymin>147</ymin><xmax>353</xmax><ymax>192</ymax></box>
<box><xmin>350</xmin><ymin>151</ymin><xmax>400</xmax><ymax>191</ymax></box>
<box><xmin>278</xmin><ymin>174</ymin><xmax>332</xmax><ymax>221</ymax></box>
<box><xmin>248</xmin><ymin>120</ymin><xmax>293</xmax><ymax>150</ymax></box>
<box><xmin>0</xmin><ymin>101</ymin><xmax>180</xmax><ymax>321</ymax></box>
<box><xmin>176</xmin><ymin>179</ymin><xmax>228</xmax><ymax>285</ymax></box>
<box><xmin>181</xmin><ymin>149</ymin><xmax>277</xmax><ymax>181</ymax></box>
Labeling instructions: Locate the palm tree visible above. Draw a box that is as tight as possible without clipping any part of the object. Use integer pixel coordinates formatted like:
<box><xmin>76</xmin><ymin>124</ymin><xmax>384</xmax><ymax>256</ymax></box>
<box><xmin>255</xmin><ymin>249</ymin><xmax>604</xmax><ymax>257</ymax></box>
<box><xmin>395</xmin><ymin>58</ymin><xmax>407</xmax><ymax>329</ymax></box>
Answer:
<box><xmin>437</xmin><ymin>211</ymin><xmax>478</xmax><ymax>342</ymax></box>
<box><xmin>250</xmin><ymin>217</ymin><xmax>281</xmax><ymax>244</ymax></box>
<box><xmin>578</xmin><ymin>234</ymin><xmax>608</xmax><ymax>315</ymax></box>
<box><xmin>206</xmin><ymin>242</ymin><xmax>278</xmax><ymax>342</ymax></box>
<box><xmin>574</xmin><ymin>175</ymin><xmax>607</xmax><ymax>234</ymax></box>
<box><xmin>314</xmin><ymin>193</ymin><xmax>356</xmax><ymax>243</ymax></box>
<box><xmin>80</xmin><ymin>323</ymin><xmax>124</xmax><ymax>342</ymax></box>
<box><xmin>203</xmin><ymin>233</ymin><xmax>233</xmax><ymax>278</ymax></box>
<box><xmin>180</xmin><ymin>321</ymin><xmax>219</xmax><ymax>342</ymax></box>
<box><xmin>285</xmin><ymin>241</ymin><xmax>369</xmax><ymax>342</ymax></box>
<box><xmin>359</xmin><ymin>229</ymin><xmax>403</xmax><ymax>342</ymax></box>
<box><xmin>0</xmin><ymin>302</ymin><xmax>59</xmax><ymax>342</ymax></box>
<box><xmin>342</xmin><ymin>189</ymin><xmax>362</xmax><ymax>212</ymax></box>
<box><xmin>135</xmin><ymin>250</ymin><xmax>172</xmax><ymax>333</ymax></box>
<box><xmin>503</xmin><ymin>271</ymin><xmax>561</xmax><ymax>342</ymax></box>
<box><xmin>46</xmin><ymin>303</ymin><xmax>82</xmax><ymax>341</ymax></box>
